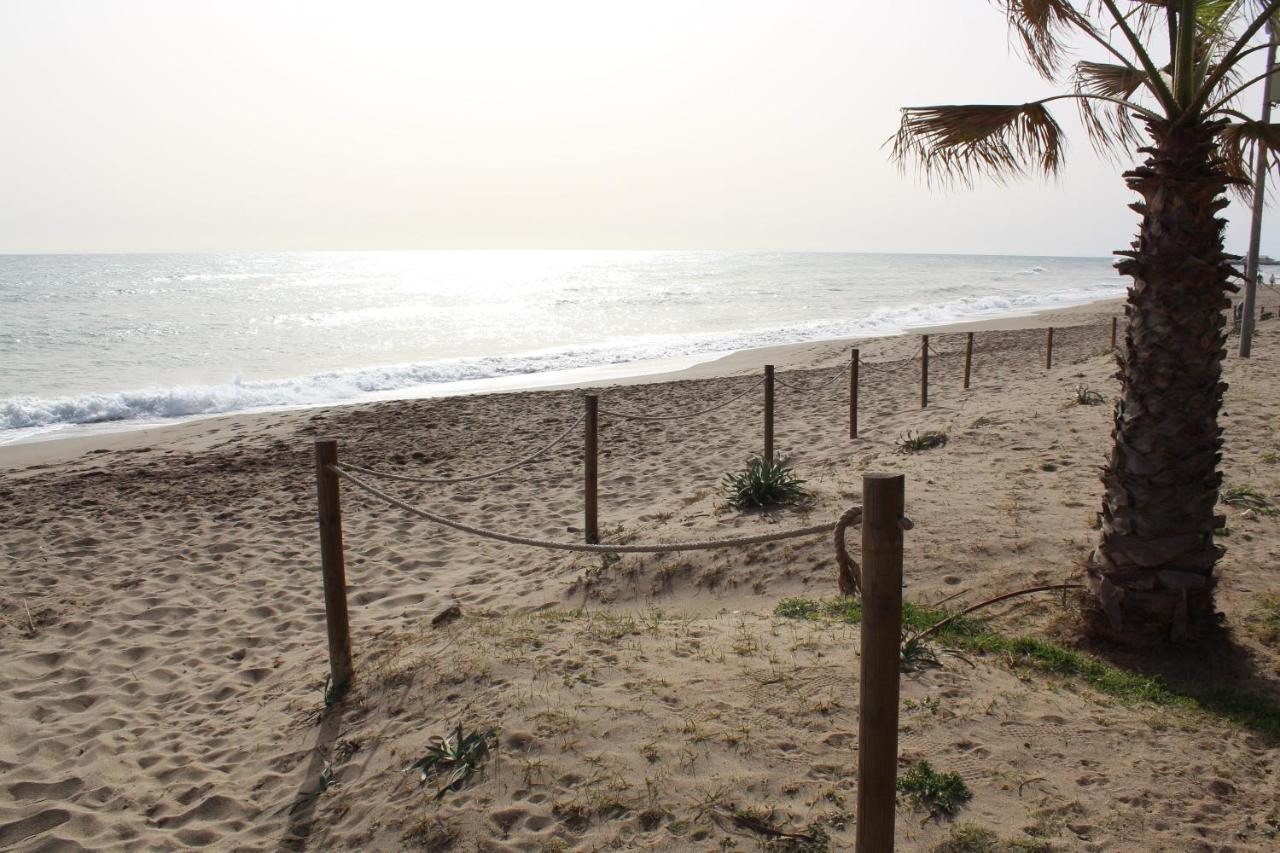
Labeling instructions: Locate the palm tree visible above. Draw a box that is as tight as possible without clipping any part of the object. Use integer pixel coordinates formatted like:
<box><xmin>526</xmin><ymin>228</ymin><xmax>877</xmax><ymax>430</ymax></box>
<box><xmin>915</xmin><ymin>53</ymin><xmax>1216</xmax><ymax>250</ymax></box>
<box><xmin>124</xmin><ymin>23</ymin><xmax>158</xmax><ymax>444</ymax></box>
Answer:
<box><xmin>893</xmin><ymin>1</ymin><xmax>1280</xmax><ymax>645</ymax></box>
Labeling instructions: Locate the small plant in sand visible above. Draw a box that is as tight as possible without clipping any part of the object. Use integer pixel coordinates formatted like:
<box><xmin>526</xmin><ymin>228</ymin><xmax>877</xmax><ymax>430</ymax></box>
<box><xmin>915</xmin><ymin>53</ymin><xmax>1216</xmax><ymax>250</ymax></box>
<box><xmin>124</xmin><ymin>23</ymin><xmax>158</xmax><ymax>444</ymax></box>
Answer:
<box><xmin>897</xmin><ymin>760</ymin><xmax>972</xmax><ymax>817</ymax></box>
<box><xmin>896</xmin><ymin>430</ymin><xmax>947</xmax><ymax>453</ymax></box>
<box><xmin>1260</xmin><ymin>450</ymin><xmax>1280</xmax><ymax>464</ymax></box>
<box><xmin>1070</xmin><ymin>384</ymin><xmax>1106</xmax><ymax>406</ymax></box>
<box><xmin>722</xmin><ymin>456</ymin><xmax>811</xmax><ymax>510</ymax></box>
<box><xmin>1222</xmin><ymin>485</ymin><xmax>1277</xmax><ymax>516</ymax></box>
<box><xmin>900</xmin><ymin>630</ymin><xmax>972</xmax><ymax>673</ymax></box>
<box><xmin>404</xmin><ymin>723</ymin><xmax>499</xmax><ymax>800</ymax></box>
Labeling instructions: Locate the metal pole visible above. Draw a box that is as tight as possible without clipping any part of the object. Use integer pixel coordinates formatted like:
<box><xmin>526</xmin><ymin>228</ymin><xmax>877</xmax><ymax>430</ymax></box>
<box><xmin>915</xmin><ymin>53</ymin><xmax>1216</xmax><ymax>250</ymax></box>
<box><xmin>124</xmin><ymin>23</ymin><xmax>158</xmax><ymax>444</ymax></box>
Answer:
<box><xmin>1241</xmin><ymin>32</ymin><xmax>1277</xmax><ymax>358</ymax></box>
<box><xmin>855</xmin><ymin>473</ymin><xmax>906</xmax><ymax>853</ymax></box>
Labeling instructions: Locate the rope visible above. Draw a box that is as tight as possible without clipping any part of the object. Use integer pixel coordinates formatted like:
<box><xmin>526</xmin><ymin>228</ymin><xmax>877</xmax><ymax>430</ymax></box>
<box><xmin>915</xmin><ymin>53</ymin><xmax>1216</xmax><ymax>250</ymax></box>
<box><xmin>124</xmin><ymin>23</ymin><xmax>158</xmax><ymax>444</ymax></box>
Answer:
<box><xmin>337</xmin><ymin>414</ymin><xmax>585</xmax><ymax>485</ymax></box>
<box><xmin>598</xmin><ymin>377</ymin><xmax>761</xmax><ymax>423</ymax></box>
<box><xmin>330</xmin><ymin>464</ymin><xmax>837</xmax><ymax>554</ymax></box>
<box><xmin>834</xmin><ymin>506</ymin><xmax>863</xmax><ymax>595</ymax></box>
<box><xmin>773</xmin><ymin>363</ymin><xmax>851</xmax><ymax>394</ymax></box>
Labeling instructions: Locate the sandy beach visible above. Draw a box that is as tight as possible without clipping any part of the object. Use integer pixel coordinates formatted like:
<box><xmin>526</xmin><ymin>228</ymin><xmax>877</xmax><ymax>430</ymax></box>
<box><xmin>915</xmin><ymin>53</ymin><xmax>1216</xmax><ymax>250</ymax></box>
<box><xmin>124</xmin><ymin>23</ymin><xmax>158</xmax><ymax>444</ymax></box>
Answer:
<box><xmin>3</xmin><ymin>302</ymin><xmax>1280</xmax><ymax>851</ymax></box>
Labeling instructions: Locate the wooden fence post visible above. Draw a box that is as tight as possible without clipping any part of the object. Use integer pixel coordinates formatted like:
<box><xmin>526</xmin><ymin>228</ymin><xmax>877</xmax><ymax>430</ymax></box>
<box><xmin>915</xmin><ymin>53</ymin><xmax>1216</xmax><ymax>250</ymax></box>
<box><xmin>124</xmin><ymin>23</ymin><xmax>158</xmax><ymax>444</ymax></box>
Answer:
<box><xmin>584</xmin><ymin>395</ymin><xmax>599</xmax><ymax>544</ymax></box>
<box><xmin>849</xmin><ymin>349</ymin><xmax>859</xmax><ymax>440</ymax></box>
<box><xmin>1110</xmin><ymin>316</ymin><xmax>1118</xmax><ymax>350</ymax></box>
<box><xmin>1045</xmin><ymin>327</ymin><xmax>1054</xmax><ymax>369</ymax></box>
<box><xmin>764</xmin><ymin>365</ymin><xmax>775</xmax><ymax>463</ymax></box>
<box><xmin>314</xmin><ymin>439</ymin><xmax>353</xmax><ymax>698</ymax></box>
<box><xmin>856</xmin><ymin>473</ymin><xmax>906</xmax><ymax>853</ymax></box>
<box><xmin>963</xmin><ymin>332</ymin><xmax>973</xmax><ymax>390</ymax></box>
<box><xmin>919</xmin><ymin>335</ymin><xmax>929</xmax><ymax>409</ymax></box>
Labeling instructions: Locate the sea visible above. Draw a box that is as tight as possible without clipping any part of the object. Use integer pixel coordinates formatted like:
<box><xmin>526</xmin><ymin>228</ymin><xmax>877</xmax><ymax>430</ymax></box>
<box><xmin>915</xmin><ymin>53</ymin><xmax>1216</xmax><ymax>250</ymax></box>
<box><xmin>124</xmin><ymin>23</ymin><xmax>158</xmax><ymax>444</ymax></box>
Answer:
<box><xmin>0</xmin><ymin>251</ymin><xmax>1124</xmax><ymax>445</ymax></box>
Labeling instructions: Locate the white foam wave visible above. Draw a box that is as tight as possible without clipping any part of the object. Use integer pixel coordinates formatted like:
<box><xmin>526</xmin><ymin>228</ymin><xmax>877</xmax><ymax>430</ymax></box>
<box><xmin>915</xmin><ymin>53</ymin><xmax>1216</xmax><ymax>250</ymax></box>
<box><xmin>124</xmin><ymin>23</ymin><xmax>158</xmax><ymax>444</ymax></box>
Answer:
<box><xmin>0</xmin><ymin>279</ymin><xmax>1124</xmax><ymax>436</ymax></box>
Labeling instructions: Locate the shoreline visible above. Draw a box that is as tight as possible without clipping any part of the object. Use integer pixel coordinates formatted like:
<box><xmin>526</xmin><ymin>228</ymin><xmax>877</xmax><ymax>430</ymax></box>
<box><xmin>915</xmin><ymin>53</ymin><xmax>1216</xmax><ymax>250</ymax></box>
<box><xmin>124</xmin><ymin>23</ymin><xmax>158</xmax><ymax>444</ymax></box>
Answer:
<box><xmin>0</xmin><ymin>297</ymin><xmax>1122</xmax><ymax>471</ymax></box>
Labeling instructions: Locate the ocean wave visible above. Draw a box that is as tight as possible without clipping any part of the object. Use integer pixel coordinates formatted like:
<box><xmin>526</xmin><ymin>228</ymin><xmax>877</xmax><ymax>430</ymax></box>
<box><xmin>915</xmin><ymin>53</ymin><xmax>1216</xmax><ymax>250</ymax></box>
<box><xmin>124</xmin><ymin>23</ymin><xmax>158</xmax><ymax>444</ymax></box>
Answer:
<box><xmin>0</xmin><ymin>279</ymin><xmax>1124</xmax><ymax>435</ymax></box>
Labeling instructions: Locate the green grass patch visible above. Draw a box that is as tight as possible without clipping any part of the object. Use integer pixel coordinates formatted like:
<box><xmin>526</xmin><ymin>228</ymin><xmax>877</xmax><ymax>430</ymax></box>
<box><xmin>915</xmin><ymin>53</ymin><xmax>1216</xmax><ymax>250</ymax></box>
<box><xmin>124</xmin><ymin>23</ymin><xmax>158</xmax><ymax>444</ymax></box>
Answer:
<box><xmin>774</xmin><ymin>596</ymin><xmax>1280</xmax><ymax>740</ymax></box>
<box><xmin>897</xmin><ymin>760</ymin><xmax>971</xmax><ymax>816</ymax></box>
<box><xmin>1259</xmin><ymin>450</ymin><xmax>1280</xmax><ymax>464</ymax></box>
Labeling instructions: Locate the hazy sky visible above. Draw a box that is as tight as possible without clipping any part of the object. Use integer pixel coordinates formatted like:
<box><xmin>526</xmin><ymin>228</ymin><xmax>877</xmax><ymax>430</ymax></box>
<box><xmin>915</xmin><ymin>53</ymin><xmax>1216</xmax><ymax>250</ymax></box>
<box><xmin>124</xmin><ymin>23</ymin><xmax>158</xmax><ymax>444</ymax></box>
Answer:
<box><xmin>3</xmin><ymin>0</ymin><xmax>1279</xmax><ymax>256</ymax></box>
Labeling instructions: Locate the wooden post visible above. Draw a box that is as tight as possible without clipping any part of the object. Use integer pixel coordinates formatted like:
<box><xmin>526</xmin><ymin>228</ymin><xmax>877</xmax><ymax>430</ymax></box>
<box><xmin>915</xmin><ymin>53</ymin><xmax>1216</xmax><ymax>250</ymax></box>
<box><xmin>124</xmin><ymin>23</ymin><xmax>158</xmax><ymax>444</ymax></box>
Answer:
<box><xmin>919</xmin><ymin>335</ymin><xmax>928</xmax><ymax>409</ymax></box>
<box><xmin>963</xmin><ymin>332</ymin><xmax>973</xmax><ymax>390</ymax></box>
<box><xmin>314</xmin><ymin>439</ymin><xmax>353</xmax><ymax>698</ymax></box>
<box><xmin>763</xmin><ymin>365</ymin><xmax>775</xmax><ymax>463</ymax></box>
<box><xmin>856</xmin><ymin>473</ymin><xmax>906</xmax><ymax>853</ymax></box>
<box><xmin>584</xmin><ymin>395</ymin><xmax>599</xmax><ymax>544</ymax></box>
<box><xmin>1110</xmin><ymin>316</ymin><xmax>1118</xmax><ymax>350</ymax></box>
<box><xmin>1045</xmin><ymin>327</ymin><xmax>1054</xmax><ymax>369</ymax></box>
<box><xmin>849</xmin><ymin>349</ymin><xmax>859</xmax><ymax>440</ymax></box>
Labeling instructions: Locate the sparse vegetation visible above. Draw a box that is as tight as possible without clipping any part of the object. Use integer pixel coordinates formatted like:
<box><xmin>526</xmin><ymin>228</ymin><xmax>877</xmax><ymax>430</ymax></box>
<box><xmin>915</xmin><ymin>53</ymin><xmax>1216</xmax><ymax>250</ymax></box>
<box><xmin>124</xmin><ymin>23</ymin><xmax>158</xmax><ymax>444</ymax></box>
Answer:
<box><xmin>971</xmin><ymin>416</ymin><xmax>994</xmax><ymax>428</ymax></box>
<box><xmin>896</xmin><ymin>430</ymin><xmax>948</xmax><ymax>453</ymax></box>
<box><xmin>897</xmin><ymin>760</ymin><xmax>971</xmax><ymax>816</ymax></box>
<box><xmin>1260</xmin><ymin>450</ymin><xmax>1280</xmax><ymax>464</ymax></box>
<box><xmin>404</xmin><ymin>723</ymin><xmax>499</xmax><ymax>800</ymax></box>
<box><xmin>930</xmin><ymin>823</ymin><xmax>1051</xmax><ymax>852</ymax></box>
<box><xmin>773</xmin><ymin>595</ymin><xmax>1280</xmax><ymax>739</ymax></box>
<box><xmin>1247</xmin><ymin>594</ymin><xmax>1280</xmax><ymax>647</ymax></box>
<box><xmin>1222</xmin><ymin>485</ymin><xmax>1277</xmax><ymax>516</ymax></box>
<box><xmin>1069</xmin><ymin>384</ymin><xmax>1106</xmax><ymax>406</ymax></box>
<box><xmin>722</xmin><ymin>456</ymin><xmax>811</xmax><ymax>510</ymax></box>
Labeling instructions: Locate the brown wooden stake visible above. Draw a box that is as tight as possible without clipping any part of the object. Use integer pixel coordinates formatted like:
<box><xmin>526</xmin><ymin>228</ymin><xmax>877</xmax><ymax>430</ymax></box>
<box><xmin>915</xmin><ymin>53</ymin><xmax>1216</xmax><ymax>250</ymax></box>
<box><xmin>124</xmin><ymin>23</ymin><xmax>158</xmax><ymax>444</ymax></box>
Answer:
<box><xmin>849</xmin><ymin>348</ymin><xmax>859</xmax><ymax>440</ymax></box>
<box><xmin>584</xmin><ymin>395</ymin><xmax>599</xmax><ymax>544</ymax></box>
<box><xmin>314</xmin><ymin>439</ymin><xmax>353</xmax><ymax>698</ymax></box>
<box><xmin>1045</xmin><ymin>327</ymin><xmax>1054</xmax><ymax>369</ymax></box>
<box><xmin>1110</xmin><ymin>316</ymin><xmax>1118</xmax><ymax>350</ymax></box>
<box><xmin>963</xmin><ymin>332</ymin><xmax>973</xmax><ymax>390</ymax></box>
<box><xmin>919</xmin><ymin>335</ymin><xmax>928</xmax><ymax>409</ymax></box>
<box><xmin>856</xmin><ymin>472</ymin><xmax>906</xmax><ymax>853</ymax></box>
<box><xmin>763</xmin><ymin>365</ymin><xmax>775</xmax><ymax>463</ymax></box>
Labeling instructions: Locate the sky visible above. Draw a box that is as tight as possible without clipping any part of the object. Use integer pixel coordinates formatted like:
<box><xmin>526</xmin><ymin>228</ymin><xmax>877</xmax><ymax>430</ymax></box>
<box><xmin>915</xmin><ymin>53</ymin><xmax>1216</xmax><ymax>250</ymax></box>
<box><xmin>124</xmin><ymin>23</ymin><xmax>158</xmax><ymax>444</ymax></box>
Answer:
<box><xmin>2</xmin><ymin>0</ymin><xmax>1279</xmax><ymax>257</ymax></box>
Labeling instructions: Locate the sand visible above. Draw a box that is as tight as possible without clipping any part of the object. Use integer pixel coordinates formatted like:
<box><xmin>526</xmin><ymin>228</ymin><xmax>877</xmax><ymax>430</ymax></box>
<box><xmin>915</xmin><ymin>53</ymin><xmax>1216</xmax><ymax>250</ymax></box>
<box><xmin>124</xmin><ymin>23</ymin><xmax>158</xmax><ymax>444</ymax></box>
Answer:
<box><xmin>3</xmin><ymin>302</ymin><xmax>1279</xmax><ymax>851</ymax></box>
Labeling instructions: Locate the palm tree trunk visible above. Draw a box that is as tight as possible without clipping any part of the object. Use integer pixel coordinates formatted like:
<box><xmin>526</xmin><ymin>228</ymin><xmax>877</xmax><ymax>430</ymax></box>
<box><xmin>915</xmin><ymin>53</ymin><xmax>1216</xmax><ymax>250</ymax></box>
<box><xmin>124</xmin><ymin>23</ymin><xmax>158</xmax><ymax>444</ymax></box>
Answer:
<box><xmin>1087</xmin><ymin>117</ymin><xmax>1240</xmax><ymax>645</ymax></box>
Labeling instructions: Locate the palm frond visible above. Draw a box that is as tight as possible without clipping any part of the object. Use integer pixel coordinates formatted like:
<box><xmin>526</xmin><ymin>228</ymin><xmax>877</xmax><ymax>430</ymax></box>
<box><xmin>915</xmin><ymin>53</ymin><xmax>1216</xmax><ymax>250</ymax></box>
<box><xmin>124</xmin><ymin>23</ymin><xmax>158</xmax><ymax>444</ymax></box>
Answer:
<box><xmin>1074</xmin><ymin>60</ymin><xmax>1149</xmax><ymax>97</ymax></box>
<box><xmin>997</xmin><ymin>1</ymin><xmax>1092</xmax><ymax>78</ymax></box>
<box><xmin>1219</xmin><ymin>119</ymin><xmax>1280</xmax><ymax>198</ymax></box>
<box><xmin>1071</xmin><ymin>61</ymin><xmax>1147</xmax><ymax>158</ymax></box>
<box><xmin>891</xmin><ymin>103</ymin><xmax>1065</xmax><ymax>186</ymax></box>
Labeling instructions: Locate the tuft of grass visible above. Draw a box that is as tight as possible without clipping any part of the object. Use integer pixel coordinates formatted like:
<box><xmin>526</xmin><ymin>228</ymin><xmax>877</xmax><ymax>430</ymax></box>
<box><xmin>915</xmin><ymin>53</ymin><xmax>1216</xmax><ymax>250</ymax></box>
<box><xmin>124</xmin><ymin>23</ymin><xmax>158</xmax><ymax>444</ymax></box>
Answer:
<box><xmin>930</xmin><ymin>824</ymin><xmax>1051</xmax><ymax>852</ymax></box>
<box><xmin>1247</xmin><ymin>593</ymin><xmax>1280</xmax><ymax>646</ymax></box>
<box><xmin>896</xmin><ymin>430</ymin><xmax>948</xmax><ymax>453</ymax></box>
<box><xmin>1222</xmin><ymin>485</ymin><xmax>1277</xmax><ymax>516</ymax></box>
<box><xmin>774</xmin><ymin>598</ymin><xmax>821</xmax><ymax>620</ymax></box>
<box><xmin>971</xmin><ymin>416</ymin><xmax>994</xmax><ymax>428</ymax></box>
<box><xmin>897</xmin><ymin>760</ymin><xmax>971</xmax><ymax>816</ymax></box>
<box><xmin>1260</xmin><ymin>450</ymin><xmax>1280</xmax><ymax>464</ymax></box>
<box><xmin>404</xmin><ymin>723</ymin><xmax>500</xmax><ymax>800</ymax></box>
<box><xmin>1069</xmin><ymin>384</ymin><xmax>1106</xmax><ymax>406</ymax></box>
<box><xmin>773</xmin><ymin>596</ymin><xmax>1280</xmax><ymax>740</ymax></box>
<box><xmin>722</xmin><ymin>456</ymin><xmax>811</xmax><ymax>510</ymax></box>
